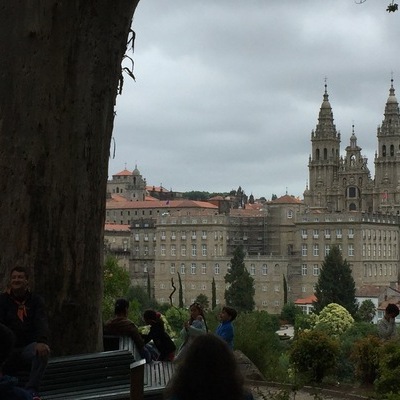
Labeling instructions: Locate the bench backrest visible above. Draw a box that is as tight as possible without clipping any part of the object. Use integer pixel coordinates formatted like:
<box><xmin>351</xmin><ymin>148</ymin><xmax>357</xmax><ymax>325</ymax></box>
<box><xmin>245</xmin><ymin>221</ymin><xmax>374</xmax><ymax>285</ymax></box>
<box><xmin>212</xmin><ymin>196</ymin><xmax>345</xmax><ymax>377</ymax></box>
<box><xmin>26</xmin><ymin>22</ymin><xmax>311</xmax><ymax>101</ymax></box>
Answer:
<box><xmin>40</xmin><ymin>350</ymin><xmax>135</xmax><ymax>398</ymax></box>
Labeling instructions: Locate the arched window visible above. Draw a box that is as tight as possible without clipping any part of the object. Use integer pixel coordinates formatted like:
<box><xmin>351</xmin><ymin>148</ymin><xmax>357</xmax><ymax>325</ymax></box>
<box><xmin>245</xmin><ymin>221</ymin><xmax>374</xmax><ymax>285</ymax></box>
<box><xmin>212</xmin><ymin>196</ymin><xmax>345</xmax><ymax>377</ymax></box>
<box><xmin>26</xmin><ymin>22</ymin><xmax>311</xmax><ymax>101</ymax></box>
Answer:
<box><xmin>316</xmin><ymin>148</ymin><xmax>320</xmax><ymax>160</ymax></box>
<box><xmin>349</xmin><ymin>203</ymin><xmax>357</xmax><ymax>211</ymax></box>
<box><xmin>391</xmin><ymin>145</ymin><xmax>394</xmax><ymax>156</ymax></box>
<box><xmin>324</xmin><ymin>148</ymin><xmax>328</xmax><ymax>160</ymax></box>
<box><xmin>348</xmin><ymin>186</ymin><xmax>357</xmax><ymax>198</ymax></box>
<box><xmin>382</xmin><ymin>145</ymin><xmax>386</xmax><ymax>157</ymax></box>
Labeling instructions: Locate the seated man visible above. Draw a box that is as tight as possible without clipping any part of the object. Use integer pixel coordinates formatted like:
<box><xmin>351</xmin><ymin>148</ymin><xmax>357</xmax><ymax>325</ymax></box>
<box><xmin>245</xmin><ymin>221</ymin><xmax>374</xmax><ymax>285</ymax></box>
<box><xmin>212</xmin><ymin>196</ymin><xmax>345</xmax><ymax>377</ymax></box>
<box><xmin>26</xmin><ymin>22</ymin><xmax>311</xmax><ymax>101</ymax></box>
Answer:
<box><xmin>0</xmin><ymin>267</ymin><xmax>50</xmax><ymax>400</ymax></box>
<box><xmin>0</xmin><ymin>322</ymin><xmax>32</xmax><ymax>400</ymax></box>
<box><xmin>104</xmin><ymin>299</ymin><xmax>148</xmax><ymax>361</ymax></box>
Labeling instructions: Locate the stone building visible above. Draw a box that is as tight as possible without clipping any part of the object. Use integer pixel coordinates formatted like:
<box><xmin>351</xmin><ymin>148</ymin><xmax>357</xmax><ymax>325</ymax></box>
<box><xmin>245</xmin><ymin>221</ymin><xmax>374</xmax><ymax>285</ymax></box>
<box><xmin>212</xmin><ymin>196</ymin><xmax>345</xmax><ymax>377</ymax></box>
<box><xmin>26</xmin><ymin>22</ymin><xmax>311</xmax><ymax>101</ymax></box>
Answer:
<box><xmin>105</xmin><ymin>79</ymin><xmax>400</xmax><ymax>313</ymax></box>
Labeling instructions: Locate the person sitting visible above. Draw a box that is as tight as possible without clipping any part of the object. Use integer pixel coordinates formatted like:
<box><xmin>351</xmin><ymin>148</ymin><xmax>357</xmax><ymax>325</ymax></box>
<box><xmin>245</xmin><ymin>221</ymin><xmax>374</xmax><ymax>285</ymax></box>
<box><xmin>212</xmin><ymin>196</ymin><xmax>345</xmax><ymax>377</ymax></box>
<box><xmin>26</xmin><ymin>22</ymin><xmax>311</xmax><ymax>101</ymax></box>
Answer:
<box><xmin>164</xmin><ymin>333</ymin><xmax>254</xmax><ymax>400</ymax></box>
<box><xmin>215</xmin><ymin>306</ymin><xmax>237</xmax><ymax>349</ymax></box>
<box><xmin>142</xmin><ymin>309</ymin><xmax>176</xmax><ymax>361</ymax></box>
<box><xmin>377</xmin><ymin>303</ymin><xmax>399</xmax><ymax>340</ymax></box>
<box><xmin>0</xmin><ymin>267</ymin><xmax>50</xmax><ymax>400</ymax></box>
<box><xmin>0</xmin><ymin>322</ymin><xmax>32</xmax><ymax>400</ymax></box>
<box><xmin>104</xmin><ymin>298</ymin><xmax>148</xmax><ymax>360</ymax></box>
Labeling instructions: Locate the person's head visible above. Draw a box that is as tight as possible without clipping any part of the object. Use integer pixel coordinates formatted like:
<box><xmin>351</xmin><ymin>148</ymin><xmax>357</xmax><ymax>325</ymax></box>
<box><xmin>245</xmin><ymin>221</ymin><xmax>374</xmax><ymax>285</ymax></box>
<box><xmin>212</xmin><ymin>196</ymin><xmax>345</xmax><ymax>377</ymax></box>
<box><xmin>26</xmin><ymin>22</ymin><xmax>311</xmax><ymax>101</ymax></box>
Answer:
<box><xmin>220</xmin><ymin>306</ymin><xmax>237</xmax><ymax>322</ymax></box>
<box><xmin>114</xmin><ymin>298</ymin><xmax>129</xmax><ymax>316</ymax></box>
<box><xmin>189</xmin><ymin>302</ymin><xmax>204</xmax><ymax>321</ymax></box>
<box><xmin>143</xmin><ymin>309</ymin><xmax>163</xmax><ymax>326</ymax></box>
<box><xmin>385</xmin><ymin>303</ymin><xmax>399</xmax><ymax>319</ymax></box>
<box><xmin>9</xmin><ymin>267</ymin><xmax>29</xmax><ymax>295</ymax></box>
<box><xmin>164</xmin><ymin>334</ymin><xmax>245</xmax><ymax>400</ymax></box>
<box><xmin>0</xmin><ymin>323</ymin><xmax>15</xmax><ymax>370</ymax></box>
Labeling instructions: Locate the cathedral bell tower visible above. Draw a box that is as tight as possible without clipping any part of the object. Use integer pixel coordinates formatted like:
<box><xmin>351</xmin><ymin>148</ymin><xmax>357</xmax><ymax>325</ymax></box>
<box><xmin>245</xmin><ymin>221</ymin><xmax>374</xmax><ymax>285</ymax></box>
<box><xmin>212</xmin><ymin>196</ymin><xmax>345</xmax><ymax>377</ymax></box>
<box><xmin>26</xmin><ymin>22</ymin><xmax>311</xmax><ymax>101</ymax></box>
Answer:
<box><xmin>339</xmin><ymin>126</ymin><xmax>373</xmax><ymax>212</ymax></box>
<box><xmin>304</xmin><ymin>84</ymin><xmax>341</xmax><ymax>211</ymax></box>
<box><xmin>374</xmin><ymin>79</ymin><xmax>400</xmax><ymax>213</ymax></box>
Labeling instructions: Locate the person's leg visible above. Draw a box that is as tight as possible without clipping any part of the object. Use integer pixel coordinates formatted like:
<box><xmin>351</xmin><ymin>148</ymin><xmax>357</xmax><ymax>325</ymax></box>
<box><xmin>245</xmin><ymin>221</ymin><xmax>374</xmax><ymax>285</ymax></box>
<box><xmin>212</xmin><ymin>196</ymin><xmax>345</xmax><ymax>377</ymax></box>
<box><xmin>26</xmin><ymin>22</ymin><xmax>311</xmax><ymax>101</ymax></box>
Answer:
<box><xmin>20</xmin><ymin>343</ymin><xmax>48</xmax><ymax>392</ymax></box>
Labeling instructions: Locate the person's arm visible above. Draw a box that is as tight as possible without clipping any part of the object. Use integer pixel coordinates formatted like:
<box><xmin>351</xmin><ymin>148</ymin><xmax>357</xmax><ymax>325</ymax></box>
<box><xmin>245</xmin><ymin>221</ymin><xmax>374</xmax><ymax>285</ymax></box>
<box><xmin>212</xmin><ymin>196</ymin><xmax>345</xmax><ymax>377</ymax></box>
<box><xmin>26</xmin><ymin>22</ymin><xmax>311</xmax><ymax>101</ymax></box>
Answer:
<box><xmin>217</xmin><ymin>323</ymin><xmax>234</xmax><ymax>344</ymax></box>
<box><xmin>187</xmin><ymin>318</ymin><xmax>206</xmax><ymax>336</ymax></box>
<box><xmin>377</xmin><ymin>318</ymin><xmax>395</xmax><ymax>339</ymax></box>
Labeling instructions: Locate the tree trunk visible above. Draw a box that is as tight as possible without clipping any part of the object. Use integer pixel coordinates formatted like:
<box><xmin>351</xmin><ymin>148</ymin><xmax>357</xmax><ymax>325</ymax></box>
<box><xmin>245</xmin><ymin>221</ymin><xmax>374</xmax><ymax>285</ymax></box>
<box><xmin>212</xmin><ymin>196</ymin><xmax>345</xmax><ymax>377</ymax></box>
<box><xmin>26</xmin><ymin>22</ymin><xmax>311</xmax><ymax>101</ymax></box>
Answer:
<box><xmin>0</xmin><ymin>0</ymin><xmax>140</xmax><ymax>355</ymax></box>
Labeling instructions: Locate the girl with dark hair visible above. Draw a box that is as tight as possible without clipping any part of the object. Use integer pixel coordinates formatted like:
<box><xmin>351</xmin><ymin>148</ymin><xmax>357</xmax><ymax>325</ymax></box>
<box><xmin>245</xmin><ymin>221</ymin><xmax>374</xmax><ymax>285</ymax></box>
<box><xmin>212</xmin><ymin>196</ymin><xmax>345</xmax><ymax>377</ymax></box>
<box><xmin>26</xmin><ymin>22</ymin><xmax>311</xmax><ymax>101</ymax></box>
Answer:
<box><xmin>174</xmin><ymin>303</ymin><xmax>207</xmax><ymax>362</ymax></box>
<box><xmin>142</xmin><ymin>310</ymin><xmax>176</xmax><ymax>361</ymax></box>
<box><xmin>164</xmin><ymin>334</ymin><xmax>253</xmax><ymax>400</ymax></box>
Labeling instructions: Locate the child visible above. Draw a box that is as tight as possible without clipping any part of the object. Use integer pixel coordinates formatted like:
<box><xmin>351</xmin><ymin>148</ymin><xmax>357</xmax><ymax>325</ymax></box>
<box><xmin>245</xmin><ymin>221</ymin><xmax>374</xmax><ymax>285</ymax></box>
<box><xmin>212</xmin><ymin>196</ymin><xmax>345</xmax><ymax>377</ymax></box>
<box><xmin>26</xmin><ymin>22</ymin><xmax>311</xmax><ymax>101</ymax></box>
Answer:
<box><xmin>142</xmin><ymin>310</ymin><xmax>176</xmax><ymax>361</ymax></box>
<box><xmin>215</xmin><ymin>306</ymin><xmax>237</xmax><ymax>349</ymax></box>
<box><xmin>175</xmin><ymin>302</ymin><xmax>207</xmax><ymax>361</ymax></box>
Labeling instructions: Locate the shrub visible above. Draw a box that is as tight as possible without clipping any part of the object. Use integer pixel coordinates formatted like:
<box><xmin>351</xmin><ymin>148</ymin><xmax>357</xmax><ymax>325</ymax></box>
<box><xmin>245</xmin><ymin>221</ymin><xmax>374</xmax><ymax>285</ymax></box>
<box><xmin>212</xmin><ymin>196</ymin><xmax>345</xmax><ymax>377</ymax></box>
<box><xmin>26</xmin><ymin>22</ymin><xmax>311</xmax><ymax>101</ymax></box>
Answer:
<box><xmin>375</xmin><ymin>338</ymin><xmax>400</xmax><ymax>396</ymax></box>
<box><xmin>315</xmin><ymin>303</ymin><xmax>354</xmax><ymax>336</ymax></box>
<box><xmin>336</xmin><ymin>322</ymin><xmax>378</xmax><ymax>382</ymax></box>
<box><xmin>350</xmin><ymin>335</ymin><xmax>381</xmax><ymax>384</ymax></box>
<box><xmin>235</xmin><ymin>311</ymin><xmax>282</xmax><ymax>380</ymax></box>
<box><xmin>280</xmin><ymin>302</ymin><xmax>303</xmax><ymax>325</ymax></box>
<box><xmin>164</xmin><ymin>307</ymin><xmax>189</xmax><ymax>336</ymax></box>
<box><xmin>289</xmin><ymin>329</ymin><xmax>339</xmax><ymax>383</ymax></box>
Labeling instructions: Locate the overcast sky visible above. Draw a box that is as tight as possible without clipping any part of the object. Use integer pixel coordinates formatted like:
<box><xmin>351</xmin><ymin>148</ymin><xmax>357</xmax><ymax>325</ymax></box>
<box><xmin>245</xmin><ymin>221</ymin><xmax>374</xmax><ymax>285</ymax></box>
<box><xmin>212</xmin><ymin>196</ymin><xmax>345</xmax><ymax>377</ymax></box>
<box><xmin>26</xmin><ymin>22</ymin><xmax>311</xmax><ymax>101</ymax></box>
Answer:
<box><xmin>108</xmin><ymin>0</ymin><xmax>400</xmax><ymax>200</ymax></box>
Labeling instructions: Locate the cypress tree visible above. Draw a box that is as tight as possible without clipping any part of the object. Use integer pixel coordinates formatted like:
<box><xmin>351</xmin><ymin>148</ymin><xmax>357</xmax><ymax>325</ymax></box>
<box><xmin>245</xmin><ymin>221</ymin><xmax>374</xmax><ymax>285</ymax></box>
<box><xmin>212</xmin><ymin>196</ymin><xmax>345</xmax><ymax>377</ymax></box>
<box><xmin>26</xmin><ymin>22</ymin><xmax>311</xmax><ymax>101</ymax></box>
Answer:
<box><xmin>224</xmin><ymin>246</ymin><xmax>255</xmax><ymax>312</ymax></box>
<box><xmin>313</xmin><ymin>245</ymin><xmax>358</xmax><ymax>316</ymax></box>
<box><xmin>211</xmin><ymin>277</ymin><xmax>217</xmax><ymax>310</ymax></box>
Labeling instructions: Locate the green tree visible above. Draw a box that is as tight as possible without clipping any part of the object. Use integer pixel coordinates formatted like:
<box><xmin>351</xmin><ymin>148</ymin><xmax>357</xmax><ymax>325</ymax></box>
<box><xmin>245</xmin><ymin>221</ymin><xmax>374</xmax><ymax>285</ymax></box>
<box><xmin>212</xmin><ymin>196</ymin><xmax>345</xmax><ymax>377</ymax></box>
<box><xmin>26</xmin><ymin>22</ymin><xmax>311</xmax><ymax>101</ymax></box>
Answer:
<box><xmin>224</xmin><ymin>246</ymin><xmax>255</xmax><ymax>312</ymax></box>
<box><xmin>355</xmin><ymin>299</ymin><xmax>376</xmax><ymax>323</ymax></box>
<box><xmin>313</xmin><ymin>245</ymin><xmax>358</xmax><ymax>316</ymax></box>
<box><xmin>194</xmin><ymin>293</ymin><xmax>209</xmax><ymax>311</ymax></box>
<box><xmin>102</xmin><ymin>256</ymin><xmax>130</xmax><ymax>322</ymax></box>
<box><xmin>126</xmin><ymin>285</ymin><xmax>159</xmax><ymax>313</ymax></box>
<box><xmin>211</xmin><ymin>277</ymin><xmax>216</xmax><ymax>310</ymax></box>
<box><xmin>283</xmin><ymin>274</ymin><xmax>288</xmax><ymax>304</ymax></box>
<box><xmin>280</xmin><ymin>302</ymin><xmax>302</xmax><ymax>325</ymax></box>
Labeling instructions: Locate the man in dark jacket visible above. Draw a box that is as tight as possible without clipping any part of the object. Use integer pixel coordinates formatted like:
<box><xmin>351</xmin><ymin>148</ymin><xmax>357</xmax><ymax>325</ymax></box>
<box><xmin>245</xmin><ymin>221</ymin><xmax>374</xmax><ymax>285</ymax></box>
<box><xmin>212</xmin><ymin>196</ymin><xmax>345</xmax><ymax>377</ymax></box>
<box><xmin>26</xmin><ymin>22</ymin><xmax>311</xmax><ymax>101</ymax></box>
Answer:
<box><xmin>0</xmin><ymin>267</ymin><xmax>50</xmax><ymax>399</ymax></box>
<box><xmin>104</xmin><ymin>298</ymin><xmax>148</xmax><ymax>360</ymax></box>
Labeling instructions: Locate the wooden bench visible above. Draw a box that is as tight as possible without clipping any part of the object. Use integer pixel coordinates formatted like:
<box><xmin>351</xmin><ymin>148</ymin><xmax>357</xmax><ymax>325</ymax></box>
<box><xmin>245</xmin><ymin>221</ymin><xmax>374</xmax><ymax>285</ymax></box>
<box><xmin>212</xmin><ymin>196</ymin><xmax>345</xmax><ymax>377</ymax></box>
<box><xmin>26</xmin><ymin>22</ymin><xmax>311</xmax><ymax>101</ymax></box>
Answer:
<box><xmin>35</xmin><ymin>337</ymin><xmax>175</xmax><ymax>400</ymax></box>
<box><xmin>104</xmin><ymin>335</ymin><xmax>176</xmax><ymax>395</ymax></box>
<box><xmin>38</xmin><ymin>350</ymin><xmax>144</xmax><ymax>400</ymax></box>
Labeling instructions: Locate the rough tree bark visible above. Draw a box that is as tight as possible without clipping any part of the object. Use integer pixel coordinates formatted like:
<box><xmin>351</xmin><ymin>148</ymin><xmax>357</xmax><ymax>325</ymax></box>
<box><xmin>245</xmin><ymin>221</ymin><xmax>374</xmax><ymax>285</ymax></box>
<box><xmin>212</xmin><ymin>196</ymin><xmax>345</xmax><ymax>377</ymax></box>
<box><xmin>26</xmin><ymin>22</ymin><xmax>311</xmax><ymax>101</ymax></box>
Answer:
<box><xmin>0</xmin><ymin>0</ymin><xmax>140</xmax><ymax>355</ymax></box>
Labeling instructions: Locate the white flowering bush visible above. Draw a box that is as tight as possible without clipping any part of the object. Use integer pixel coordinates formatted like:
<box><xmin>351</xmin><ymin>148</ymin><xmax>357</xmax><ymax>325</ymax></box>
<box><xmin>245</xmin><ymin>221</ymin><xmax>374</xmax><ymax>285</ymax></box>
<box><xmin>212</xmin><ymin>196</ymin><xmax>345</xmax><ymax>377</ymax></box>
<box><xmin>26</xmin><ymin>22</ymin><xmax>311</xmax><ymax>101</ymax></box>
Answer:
<box><xmin>315</xmin><ymin>303</ymin><xmax>354</xmax><ymax>335</ymax></box>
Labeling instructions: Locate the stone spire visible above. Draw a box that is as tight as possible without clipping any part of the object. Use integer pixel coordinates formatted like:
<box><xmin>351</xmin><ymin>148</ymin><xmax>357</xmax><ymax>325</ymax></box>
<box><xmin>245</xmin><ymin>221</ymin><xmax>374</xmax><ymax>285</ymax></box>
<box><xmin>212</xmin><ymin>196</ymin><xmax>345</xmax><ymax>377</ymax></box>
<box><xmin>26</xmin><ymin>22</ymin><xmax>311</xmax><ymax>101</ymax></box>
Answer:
<box><xmin>313</xmin><ymin>83</ymin><xmax>339</xmax><ymax>140</ymax></box>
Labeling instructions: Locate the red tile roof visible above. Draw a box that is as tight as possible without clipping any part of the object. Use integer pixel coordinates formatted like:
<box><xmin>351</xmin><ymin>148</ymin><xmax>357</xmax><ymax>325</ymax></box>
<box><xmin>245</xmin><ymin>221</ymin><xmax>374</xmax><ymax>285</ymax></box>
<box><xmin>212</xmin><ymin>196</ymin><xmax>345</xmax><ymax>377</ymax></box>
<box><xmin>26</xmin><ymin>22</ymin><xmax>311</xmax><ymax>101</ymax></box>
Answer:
<box><xmin>295</xmin><ymin>295</ymin><xmax>316</xmax><ymax>305</ymax></box>
<box><xmin>270</xmin><ymin>195</ymin><xmax>303</xmax><ymax>204</ymax></box>
<box><xmin>113</xmin><ymin>169</ymin><xmax>132</xmax><ymax>176</ymax></box>
<box><xmin>356</xmin><ymin>285</ymin><xmax>389</xmax><ymax>298</ymax></box>
<box><xmin>146</xmin><ymin>185</ymin><xmax>170</xmax><ymax>193</ymax></box>
<box><xmin>104</xmin><ymin>223</ymin><xmax>130</xmax><ymax>232</ymax></box>
<box><xmin>106</xmin><ymin>198</ymin><xmax>218</xmax><ymax>210</ymax></box>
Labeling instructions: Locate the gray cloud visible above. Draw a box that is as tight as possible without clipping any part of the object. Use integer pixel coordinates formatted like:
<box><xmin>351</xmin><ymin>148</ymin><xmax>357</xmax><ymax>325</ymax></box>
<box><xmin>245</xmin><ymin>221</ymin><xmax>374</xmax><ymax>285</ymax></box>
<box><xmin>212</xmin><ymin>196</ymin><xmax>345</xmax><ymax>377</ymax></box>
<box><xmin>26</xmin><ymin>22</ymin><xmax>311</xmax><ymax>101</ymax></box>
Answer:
<box><xmin>109</xmin><ymin>0</ymin><xmax>400</xmax><ymax>199</ymax></box>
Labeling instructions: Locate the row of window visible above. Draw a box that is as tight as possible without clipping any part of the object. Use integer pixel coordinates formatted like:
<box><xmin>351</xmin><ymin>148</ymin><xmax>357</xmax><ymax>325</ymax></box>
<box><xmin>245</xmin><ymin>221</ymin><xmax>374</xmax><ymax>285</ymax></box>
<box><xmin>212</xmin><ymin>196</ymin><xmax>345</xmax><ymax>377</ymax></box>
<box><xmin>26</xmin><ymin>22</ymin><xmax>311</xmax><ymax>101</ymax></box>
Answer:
<box><xmin>301</xmin><ymin>264</ymin><xmax>320</xmax><ymax>276</ymax></box>
<box><xmin>362</xmin><ymin>244</ymin><xmax>395</xmax><ymax>258</ymax></box>
<box><xmin>363</xmin><ymin>264</ymin><xmax>397</xmax><ymax>277</ymax></box>
<box><xmin>301</xmin><ymin>244</ymin><xmax>355</xmax><ymax>257</ymax></box>
<box><xmin>133</xmin><ymin>244</ymin><xmax>225</xmax><ymax>257</ymax></box>
<box><xmin>301</xmin><ymin>228</ymin><xmax>354</xmax><ymax>239</ymax></box>
<box><xmin>133</xmin><ymin>231</ymin><xmax>225</xmax><ymax>242</ymax></box>
<box><xmin>301</xmin><ymin>228</ymin><xmax>397</xmax><ymax>241</ymax></box>
<box><xmin>163</xmin><ymin>262</ymin><xmax>278</xmax><ymax>276</ymax></box>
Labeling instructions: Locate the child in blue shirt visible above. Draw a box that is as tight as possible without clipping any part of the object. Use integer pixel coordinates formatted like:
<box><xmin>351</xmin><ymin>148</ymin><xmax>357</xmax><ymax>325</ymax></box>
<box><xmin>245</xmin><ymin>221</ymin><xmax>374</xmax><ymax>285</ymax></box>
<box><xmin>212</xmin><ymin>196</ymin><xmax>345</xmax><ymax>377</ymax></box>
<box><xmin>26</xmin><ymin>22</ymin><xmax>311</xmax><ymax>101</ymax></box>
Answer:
<box><xmin>215</xmin><ymin>306</ymin><xmax>237</xmax><ymax>349</ymax></box>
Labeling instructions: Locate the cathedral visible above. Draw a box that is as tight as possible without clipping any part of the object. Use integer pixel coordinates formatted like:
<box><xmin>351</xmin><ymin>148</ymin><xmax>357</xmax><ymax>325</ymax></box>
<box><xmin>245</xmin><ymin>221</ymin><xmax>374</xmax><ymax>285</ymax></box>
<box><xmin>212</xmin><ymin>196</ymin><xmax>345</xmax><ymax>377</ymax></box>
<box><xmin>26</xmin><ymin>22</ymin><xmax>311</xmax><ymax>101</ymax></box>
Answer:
<box><xmin>304</xmin><ymin>79</ymin><xmax>400</xmax><ymax>214</ymax></box>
